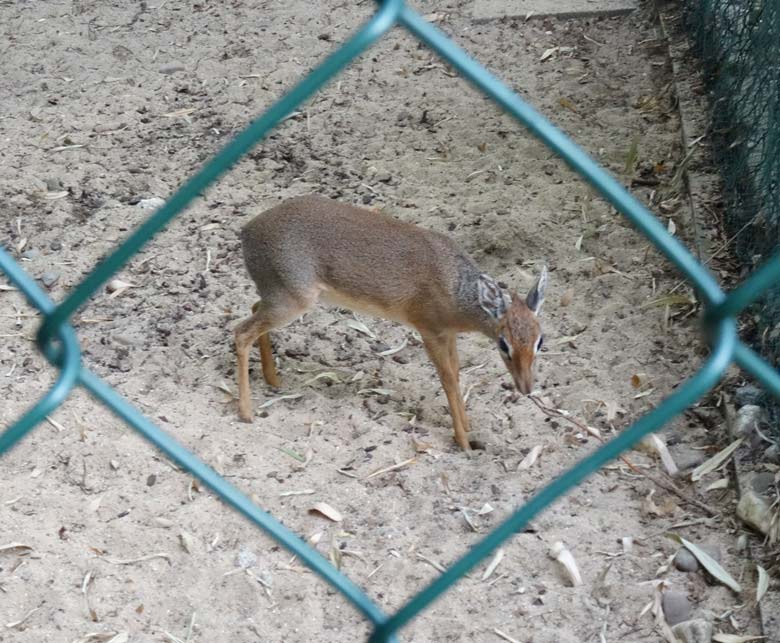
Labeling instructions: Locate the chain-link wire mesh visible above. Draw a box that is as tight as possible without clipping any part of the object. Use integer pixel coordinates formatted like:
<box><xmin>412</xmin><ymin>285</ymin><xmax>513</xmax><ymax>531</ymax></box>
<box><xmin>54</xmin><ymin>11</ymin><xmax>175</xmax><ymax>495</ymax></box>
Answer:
<box><xmin>684</xmin><ymin>0</ymin><xmax>780</xmax><ymax>435</ymax></box>
<box><xmin>2</xmin><ymin>2</ymin><xmax>780</xmax><ymax>640</ymax></box>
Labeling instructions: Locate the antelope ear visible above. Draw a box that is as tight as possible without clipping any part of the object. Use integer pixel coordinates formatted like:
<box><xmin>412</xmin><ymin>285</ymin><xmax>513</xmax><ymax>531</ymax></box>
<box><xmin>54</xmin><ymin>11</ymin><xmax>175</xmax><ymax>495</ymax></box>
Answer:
<box><xmin>478</xmin><ymin>274</ymin><xmax>507</xmax><ymax>320</ymax></box>
<box><xmin>526</xmin><ymin>265</ymin><xmax>548</xmax><ymax>316</ymax></box>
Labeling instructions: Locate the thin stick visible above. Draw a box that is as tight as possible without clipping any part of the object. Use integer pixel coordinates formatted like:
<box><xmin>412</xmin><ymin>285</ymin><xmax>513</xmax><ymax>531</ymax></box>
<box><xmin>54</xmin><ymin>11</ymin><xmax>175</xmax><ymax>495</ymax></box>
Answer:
<box><xmin>5</xmin><ymin>606</ymin><xmax>40</xmax><ymax>629</ymax></box>
<box><xmin>416</xmin><ymin>552</ymin><xmax>447</xmax><ymax>573</ymax></box>
<box><xmin>493</xmin><ymin>628</ymin><xmax>522</xmax><ymax>643</ymax></box>
<box><xmin>365</xmin><ymin>457</ymin><xmax>416</xmax><ymax>480</ymax></box>
<box><xmin>367</xmin><ymin>562</ymin><xmax>385</xmax><ymax>579</ymax></box>
<box><xmin>45</xmin><ymin>416</ymin><xmax>65</xmax><ymax>432</ymax></box>
<box><xmin>99</xmin><ymin>552</ymin><xmax>171</xmax><ymax>565</ymax></box>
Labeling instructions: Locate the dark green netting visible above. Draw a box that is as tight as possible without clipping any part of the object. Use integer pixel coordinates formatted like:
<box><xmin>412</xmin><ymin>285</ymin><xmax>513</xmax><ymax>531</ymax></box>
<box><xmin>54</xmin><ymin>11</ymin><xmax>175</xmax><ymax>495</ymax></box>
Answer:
<box><xmin>684</xmin><ymin>0</ymin><xmax>780</xmax><ymax>434</ymax></box>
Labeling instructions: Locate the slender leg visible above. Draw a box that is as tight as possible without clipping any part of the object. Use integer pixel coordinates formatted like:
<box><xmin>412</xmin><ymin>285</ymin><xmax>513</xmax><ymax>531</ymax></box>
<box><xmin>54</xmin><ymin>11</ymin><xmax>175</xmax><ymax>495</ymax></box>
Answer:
<box><xmin>258</xmin><ymin>333</ymin><xmax>280</xmax><ymax>387</ymax></box>
<box><xmin>445</xmin><ymin>334</ymin><xmax>470</xmax><ymax>434</ymax></box>
<box><xmin>421</xmin><ymin>331</ymin><xmax>471</xmax><ymax>451</ymax></box>
<box><xmin>235</xmin><ymin>297</ymin><xmax>307</xmax><ymax>422</ymax></box>
<box><xmin>252</xmin><ymin>301</ymin><xmax>280</xmax><ymax>387</ymax></box>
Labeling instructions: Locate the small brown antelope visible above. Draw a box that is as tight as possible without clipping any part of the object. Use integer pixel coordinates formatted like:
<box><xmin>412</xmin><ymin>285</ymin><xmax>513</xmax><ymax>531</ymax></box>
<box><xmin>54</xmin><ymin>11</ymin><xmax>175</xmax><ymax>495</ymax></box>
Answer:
<box><xmin>235</xmin><ymin>194</ymin><xmax>547</xmax><ymax>450</ymax></box>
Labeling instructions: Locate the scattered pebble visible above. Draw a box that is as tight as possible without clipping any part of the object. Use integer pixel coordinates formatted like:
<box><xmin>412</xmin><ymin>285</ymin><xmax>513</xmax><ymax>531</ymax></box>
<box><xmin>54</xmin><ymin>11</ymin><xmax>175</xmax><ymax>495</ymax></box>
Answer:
<box><xmin>49</xmin><ymin>239</ymin><xmax>62</xmax><ymax>251</ymax></box>
<box><xmin>737</xmin><ymin>486</ymin><xmax>774</xmax><ymax>537</ymax></box>
<box><xmin>40</xmin><ymin>271</ymin><xmax>60</xmax><ymax>288</ymax></box>
<box><xmin>44</xmin><ymin>177</ymin><xmax>63</xmax><ymax>191</ymax></box>
<box><xmin>751</xmin><ymin>471</ymin><xmax>775</xmax><ymax>495</ymax></box>
<box><xmin>765</xmin><ymin>443</ymin><xmax>780</xmax><ymax>464</ymax></box>
<box><xmin>22</xmin><ymin>248</ymin><xmax>40</xmax><ymax>260</ymax></box>
<box><xmin>734</xmin><ymin>383</ymin><xmax>763</xmax><ymax>407</ymax></box>
<box><xmin>699</xmin><ymin>543</ymin><xmax>721</xmax><ymax>562</ymax></box>
<box><xmin>113</xmin><ymin>333</ymin><xmax>140</xmax><ymax>347</ymax></box>
<box><xmin>93</xmin><ymin>121</ymin><xmax>125</xmax><ymax>133</ymax></box>
<box><xmin>731</xmin><ymin>404</ymin><xmax>766</xmax><ymax>440</ymax></box>
<box><xmin>158</xmin><ymin>62</ymin><xmax>186</xmax><ymax>74</ymax></box>
<box><xmin>674</xmin><ymin>451</ymin><xmax>706</xmax><ymax>472</ymax></box>
<box><xmin>670</xmin><ymin>618</ymin><xmax>712</xmax><ymax>643</ymax></box>
<box><xmin>673</xmin><ymin>548</ymin><xmax>699</xmax><ymax>573</ymax></box>
<box><xmin>662</xmin><ymin>589</ymin><xmax>692</xmax><ymax>626</ymax></box>
<box><xmin>136</xmin><ymin>197</ymin><xmax>166</xmax><ymax>210</ymax></box>
<box><xmin>237</xmin><ymin>546</ymin><xmax>257</xmax><ymax>569</ymax></box>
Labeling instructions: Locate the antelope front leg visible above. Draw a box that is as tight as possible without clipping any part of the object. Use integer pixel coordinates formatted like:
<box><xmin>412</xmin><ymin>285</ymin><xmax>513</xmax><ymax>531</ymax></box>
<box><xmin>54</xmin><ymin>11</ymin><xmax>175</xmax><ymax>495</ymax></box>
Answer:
<box><xmin>421</xmin><ymin>332</ymin><xmax>471</xmax><ymax>451</ymax></box>
<box><xmin>445</xmin><ymin>334</ymin><xmax>470</xmax><ymax>433</ymax></box>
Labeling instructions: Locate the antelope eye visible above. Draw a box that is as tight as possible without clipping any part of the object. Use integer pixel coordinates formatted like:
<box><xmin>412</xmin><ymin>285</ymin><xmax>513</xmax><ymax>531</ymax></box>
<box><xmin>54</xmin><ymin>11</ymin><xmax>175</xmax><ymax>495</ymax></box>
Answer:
<box><xmin>498</xmin><ymin>336</ymin><xmax>511</xmax><ymax>356</ymax></box>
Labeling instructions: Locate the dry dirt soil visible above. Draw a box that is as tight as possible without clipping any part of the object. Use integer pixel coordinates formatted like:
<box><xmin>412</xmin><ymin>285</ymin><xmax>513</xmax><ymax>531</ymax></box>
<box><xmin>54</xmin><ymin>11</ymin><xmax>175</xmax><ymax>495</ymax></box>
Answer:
<box><xmin>0</xmin><ymin>1</ymin><xmax>761</xmax><ymax>642</ymax></box>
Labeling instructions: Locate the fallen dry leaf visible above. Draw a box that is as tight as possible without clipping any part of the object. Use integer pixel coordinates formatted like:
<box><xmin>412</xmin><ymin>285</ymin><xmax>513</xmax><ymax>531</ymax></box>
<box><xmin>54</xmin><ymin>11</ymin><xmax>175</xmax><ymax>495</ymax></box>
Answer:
<box><xmin>308</xmin><ymin>502</ymin><xmax>343</xmax><ymax>523</ymax></box>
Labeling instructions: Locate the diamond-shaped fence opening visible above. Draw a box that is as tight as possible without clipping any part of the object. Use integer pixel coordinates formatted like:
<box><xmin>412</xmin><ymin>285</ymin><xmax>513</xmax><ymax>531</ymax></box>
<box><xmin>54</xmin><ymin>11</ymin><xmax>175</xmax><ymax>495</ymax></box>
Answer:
<box><xmin>2</xmin><ymin>2</ymin><xmax>779</xmax><ymax>641</ymax></box>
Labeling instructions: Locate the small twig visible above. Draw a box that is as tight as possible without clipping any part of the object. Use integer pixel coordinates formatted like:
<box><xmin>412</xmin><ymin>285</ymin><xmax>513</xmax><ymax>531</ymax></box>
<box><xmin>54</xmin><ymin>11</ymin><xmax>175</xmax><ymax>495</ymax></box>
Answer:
<box><xmin>365</xmin><ymin>457</ymin><xmax>416</xmax><ymax>480</ymax></box>
<box><xmin>493</xmin><ymin>628</ymin><xmax>522</xmax><ymax>643</ymax></box>
<box><xmin>45</xmin><ymin>416</ymin><xmax>65</xmax><ymax>432</ymax></box>
<box><xmin>185</xmin><ymin>611</ymin><xmax>196</xmax><ymax>643</ymax></box>
<box><xmin>367</xmin><ymin>562</ymin><xmax>384</xmax><ymax>579</ymax></box>
<box><xmin>416</xmin><ymin>552</ymin><xmax>447</xmax><ymax>573</ymax></box>
<box><xmin>162</xmin><ymin>633</ymin><xmax>185</xmax><ymax>643</ymax></box>
<box><xmin>583</xmin><ymin>34</ymin><xmax>604</xmax><ymax>46</ymax></box>
<box><xmin>600</xmin><ymin>604</ymin><xmax>611</xmax><ymax>643</ymax></box>
<box><xmin>5</xmin><ymin>605</ymin><xmax>41</xmax><ymax>629</ymax></box>
<box><xmin>99</xmin><ymin>552</ymin><xmax>171</xmax><ymax>565</ymax></box>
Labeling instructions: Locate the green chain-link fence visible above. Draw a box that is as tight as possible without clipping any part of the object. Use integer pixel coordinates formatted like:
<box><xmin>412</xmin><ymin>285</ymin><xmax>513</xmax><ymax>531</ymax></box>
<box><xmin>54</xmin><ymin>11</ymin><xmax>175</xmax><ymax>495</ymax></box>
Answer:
<box><xmin>684</xmin><ymin>0</ymin><xmax>780</xmax><ymax>436</ymax></box>
<box><xmin>2</xmin><ymin>2</ymin><xmax>780</xmax><ymax>640</ymax></box>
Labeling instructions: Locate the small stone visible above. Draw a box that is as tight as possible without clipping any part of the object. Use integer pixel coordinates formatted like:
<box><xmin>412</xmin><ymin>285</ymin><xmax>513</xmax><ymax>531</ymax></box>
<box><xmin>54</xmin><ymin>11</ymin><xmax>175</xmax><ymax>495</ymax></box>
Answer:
<box><xmin>735</xmin><ymin>384</ymin><xmax>763</xmax><ymax>407</ymax></box>
<box><xmin>670</xmin><ymin>618</ymin><xmax>713</xmax><ymax>643</ymax></box>
<box><xmin>699</xmin><ymin>543</ymin><xmax>721</xmax><ymax>562</ymax></box>
<box><xmin>764</xmin><ymin>443</ymin><xmax>780</xmax><ymax>464</ymax></box>
<box><xmin>22</xmin><ymin>248</ymin><xmax>40</xmax><ymax>259</ymax></box>
<box><xmin>737</xmin><ymin>487</ymin><xmax>773</xmax><ymax>537</ymax></box>
<box><xmin>136</xmin><ymin>196</ymin><xmax>165</xmax><ymax>209</ymax></box>
<box><xmin>662</xmin><ymin>590</ymin><xmax>691</xmax><ymax>626</ymax></box>
<box><xmin>158</xmin><ymin>62</ymin><xmax>185</xmax><ymax>74</ymax></box>
<box><xmin>146</xmin><ymin>474</ymin><xmax>157</xmax><ymax>487</ymax></box>
<box><xmin>751</xmin><ymin>471</ymin><xmax>775</xmax><ymax>495</ymax></box>
<box><xmin>673</xmin><ymin>548</ymin><xmax>699</xmax><ymax>573</ymax></box>
<box><xmin>375</xmin><ymin>170</ymin><xmax>392</xmax><ymax>183</ymax></box>
<box><xmin>49</xmin><ymin>239</ymin><xmax>62</xmax><ymax>251</ymax></box>
<box><xmin>237</xmin><ymin>546</ymin><xmax>257</xmax><ymax>569</ymax></box>
<box><xmin>392</xmin><ymin>354</ymin><xmax>410</xmax><ymax>365</ymax></box>
<box><xmin>44</xmin><ymin>177</ymin><xmax>63</xmax><ymax>191</ymax></box>
<box><xmin>113</xmin><ymin>333</ymin><xmax>139</xmax><ymax>347</ymax></box>
<box><xmin>731</xmin><ymin>404</ymin><xmax>767</xmax><ymax>440</ymax></box>
<box><xmin>40</xmin><ymin>271</ymin><xmax>60</xmax><ymax>288</ymax></box>
<box><xmin>675</xmin><ymin>451</ymin><xmax>707</xmax><ymax>472</ymax></box>
<box><xmin>93</xmin><ymin>121</ymin><xmax>125</xmax><ymax>133</ymax></box>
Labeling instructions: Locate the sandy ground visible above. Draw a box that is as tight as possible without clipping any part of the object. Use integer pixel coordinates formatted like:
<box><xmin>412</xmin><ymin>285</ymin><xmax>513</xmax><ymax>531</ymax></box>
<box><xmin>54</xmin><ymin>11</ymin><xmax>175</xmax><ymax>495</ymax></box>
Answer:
<box><xmin>0</xmin><ymin>1</ymin><xmax>761</xmax><ymax>642</ymax></box>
